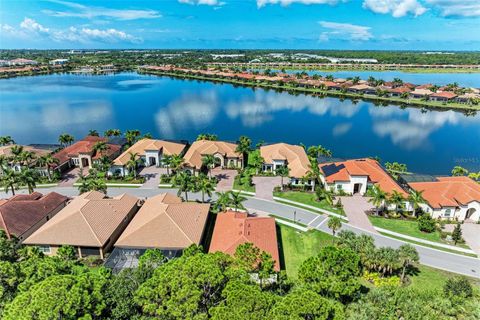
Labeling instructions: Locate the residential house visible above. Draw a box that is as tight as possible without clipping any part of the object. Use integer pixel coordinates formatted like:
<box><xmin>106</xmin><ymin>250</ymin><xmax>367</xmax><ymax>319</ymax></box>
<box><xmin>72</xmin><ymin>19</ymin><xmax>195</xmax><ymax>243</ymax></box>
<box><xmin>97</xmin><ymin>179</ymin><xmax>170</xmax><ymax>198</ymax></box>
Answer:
<box><xmin>388</xmin><ymin>86</ymin><xmax>412</xmax><ymax>97</ymax></box>
<box><xmin>106</xmin><ymin>193</ymin><xmax>210</xmax><ymax>270</ymax></box>
<box><xmin>407</xmin><ymin>176</ymin><xmax>480</xmax><ymax>221</ymax></box>
<box><xmin>430</xmin><ymin>91</ymin><xmax>457</xmax><ymax>102</ymax></box>
<box><xmin>183</xmin><ymin>140</ymin><xmax>243</xmax><ymax>174</ymax></box>
<box><xmin>348</xmin><ymin>84</ymin><xmax>376</xmax><ymax>95</ymax></box>
<box><xmin>209</xmin><ymin>211</ymin><xmax>280</xmax><ymax>271</ymax></box>
<box><xmin>23</xmin><ymin>191</ymin><xmax>139</xmax><ymax>258</ymax></box>
<box><xmin>319</xmin><ymin>158</ymin><xmax>407</xmax><ymax>197</ymax></box>
<box><xmin>0</xmin><ymin>144</ymin><xmax>50</xmax><ymax>173</ymax></box>
<box><xmin>110</xmin><ymin>139</ymin><xmax>187</xmax><ymax>176</ymax></box>
<box><xmin>409</xmin><ymin>88</ymin><xmax>434</xmax><ymax>99</ymax></box>
<box><xmin>0</xmin><ymin>192</ymin><xmax>69</xmax><ymax>241</ymax></box>
<box><xmin>456</xmin><ymin>93</ymin><xmax>480</xmax><ymax>104</ymax></box>
<box><xmin>52</xmin><ymin>136</ymin><xmax>122</xmax><ymax>172</ymax></box>
<box><xmin>260</xmin><ymin>143</ymin><xmax>314</xmax><ymax>189</ymax></box>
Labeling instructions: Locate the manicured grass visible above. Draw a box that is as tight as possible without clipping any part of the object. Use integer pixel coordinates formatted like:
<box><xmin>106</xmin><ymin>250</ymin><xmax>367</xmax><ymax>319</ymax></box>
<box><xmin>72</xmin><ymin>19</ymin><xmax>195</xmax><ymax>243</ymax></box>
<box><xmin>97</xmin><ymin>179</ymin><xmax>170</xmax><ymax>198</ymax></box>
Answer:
<box><xmin>410</xmin><ymin>265</ymin><xmax>480</xmax><ymax>291</ymax></box>
<box><xmin>278</xmin><ymin>224</ymin><xmax>334</xmax><ymax>278</ymax></box>
<box><xmin>274</xmin><ymin>191</ymin><xmax>345</xmax><ymax>216</ymax></box>
<box><xmin>233</xmin><ymin>178</ymin><xmax>256</xmax><ymax>193</ymax></box>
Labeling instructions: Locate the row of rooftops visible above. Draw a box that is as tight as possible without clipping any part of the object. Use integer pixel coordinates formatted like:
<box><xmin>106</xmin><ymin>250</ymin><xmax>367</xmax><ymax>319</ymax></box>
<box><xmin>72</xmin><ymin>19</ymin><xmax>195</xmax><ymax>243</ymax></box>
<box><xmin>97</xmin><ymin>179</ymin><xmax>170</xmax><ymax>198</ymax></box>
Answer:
<box><xmin>143</xmin><ymin>65</ymin><xmax>480</xmax><ymax>101</ymax></box>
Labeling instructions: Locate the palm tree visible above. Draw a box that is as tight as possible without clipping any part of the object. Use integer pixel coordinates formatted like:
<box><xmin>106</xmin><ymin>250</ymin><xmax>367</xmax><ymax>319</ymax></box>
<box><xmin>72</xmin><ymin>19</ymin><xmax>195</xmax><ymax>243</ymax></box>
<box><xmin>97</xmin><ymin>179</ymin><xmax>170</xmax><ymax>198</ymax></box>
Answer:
<box><xmin>0</xmin><ymin>136</ymin><xmax>15</xmax><ymax>146</ymax></box>
<box><xmin>315</xmin><ymin>187</ymin><xmax>333</xmax><ymax>206</ymax></box>
<box><xmin>126</xmin><ymin>152</ymin><xmax>140</xmax><ymax>178</ymax></box>
<box><xmin>92</xmin><ymin>141</ymin><xmax>109</xmax><ymax>157</ymax></box>
<box><xmin>407</xmin><ymin>189</ymin><xmax>426</xmax><ymax>217</ymax></box>
<box><xmin>197</xmin><ymin>174</ymin><xmax>215</xmax><ymax>203</ymax></box>
<box><xmin>376</xmin><ymin>247</ymin><xmax>400</xmax><ymax>277</ymax></box>
<box><xmin>163</xmin><ymin>154</ymin><xmax>173</xmax><ymax>176</ymax></box>
<box><xmin>173</xmin><ymin>171</ymin><xmax>195</xmax><ymax>202</ymax></box>
<box><xmin>125</xmin><ymin>130</ymin><xmax>141</xmax><ymax>146</ymax></box>
<box><xmin>389</xmin><ymin>190</ymin><xmax>405</xmax><ymax>214</ymax></box>
<box><xmin>215</xmin><ymin>191</ymin><xmax>231</xmax><ymax>212</ymax></box>
<box><xmin>393</xmin><ymin>77</ymin><xmax>403</xmax><ymax>86</ymax></box>
<box><xmin>89</xmin><ymin>179</ymin><xmax>107</xmax><ymax>194</ymax></box>
<box><xmin>77</xmin><ymin>178</ymin><xmax>91</xmax><ymax>195</ymax></box>
<box><xmin>111</xmin><ymin>129</ymin><xmax>121</xmax><ymax>137</ymax></box>
<box><xmin>20</xmin><ymin>151</ymin><xmax>37</xmax><ymax>168</ymax></box>
<box><xmin>9</xmin><ymin>145</ymin><xmax>24</xmax><ymax>163</ymax></box>
<box><xmin>196</xmin><ymin>133</ymin><xmax>218</xmax><ymax>141</ymax></box>
<box><xmin>397</xmin><ymin>244</ymin><xmax>419</xmax><ymax>283</ymax></box>
<box><xmin>58</xmin><ymin>133</ymin><xmax>74</xmax><ymax>147</ymax></box>
<box><xmin>88</xmin><ymin>129</ymin><xmax>99</xmax><ymax>136</ymax></box>
<box><xmin>229</xmin><ymin>191</ymin><xmax>247</xmax><ymax>212</ymax></box>
<box><xmin>327</xmin><ymin>216</ymin><xmax>342</xmax><ymax>237</ymax></box>
<box><xmin>1</xmin><ymin>168</ymin><xmax>19</xmax><ymax>195</ymax></box>
<box><xmin>352</xmin><ymin>76</ymin><xmax>360</xmax><ymax>85</ymax></box>
<box><xmin>275</xmin><ymin>166</ymin><xmax>289</xmax><ymax>191</ymax></box>
<box><xmin>235</xmin><ymin>135</ymin><xmax>251</xmax><ymax>165</ymax></box>
<box><xmin>451</xmin><ymin>166</ymin><xmax>469</xmax><ymax>177</ymax></box>
<box><xmin>37</xmin><ymin>154</ymin><xmax>59</xmax><ymax>182</ymax></box>
<box><xmin>169</xmin><ymin>154</ymin><xmax>184</xmax><ymax>174</ymax></box>
<box><xmin>202</xmin><ymin>154</ymin><xmax>216</xmax><ymax>178</ymax></box>
<box><xmin>19</xmin><ymin>169</ymin><xmax>38</xmax><ymax>194</ymax></box>
<box><xmin>368</xmin><ymin>185</ymin><xmax>389</xmax><ymax>215</ymax></box>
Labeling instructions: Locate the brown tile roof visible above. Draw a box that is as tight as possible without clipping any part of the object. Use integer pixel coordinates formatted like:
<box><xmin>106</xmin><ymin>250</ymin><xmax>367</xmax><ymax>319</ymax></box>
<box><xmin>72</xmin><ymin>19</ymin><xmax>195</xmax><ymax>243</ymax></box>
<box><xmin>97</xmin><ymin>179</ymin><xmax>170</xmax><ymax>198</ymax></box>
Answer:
<box><xmin>260</xmin><ymin>143</ymin><xmax>311</xmax><ymax>178</ymax></box>
<box><xmin>320</xmin><ymin>158</ymin><xmax>407</xmax><ymax>195</ymax></box>
<box><xmin>410</xmin><ymin>88</ymin><xmax>434</xmax><ymax>96</ymax></box>
<box><xmin>209</xmin><ymin>211</ymin><xmax>280</xmax><ymax>271</ymax></box>
<box><xmin>115</xmin><ymin>193</ymin><xmax>209</xmax><ymax>249</ymax></box>
<box><xmin>0</xmin><ymin>145</ymin><xmax>50</xmax><ymax>158</ymax></box>
<box><xmin>388</xmin><ymin>86</ymin><xmax>412</xmax><ymax>94</ymax></box>
<box><xmin>53</xmin><ymin>136</ymin><xmax>121</xmax><ymax>165</ymax></box>
<box><xmin>408</xmin><ymin>176</ymin><xmax>480</xmax><ymax>209</ymax></box>
<box><xmin>183</xmin><ymin>140</ymin><xmax>242</xmax><ymax>169</ymax></box>
<box><xmin>114</xmin><ymin>139</ymin><xmax>186</xmax><ymax>166</ymax></box>
<box><xmin>0</xmin><ymin>192</ymin><xmax>69</xmax><ymax>239</ymax></box>
<box><xmin>23</xmin><ymin>191</ymin><xmax>138</xmax><ymax>247</ymax></box>
<box><xmin>430</xmin><ymin>91</ymin><xmax>457</xmax><ymax>99</ymax></box>
<box><xmin>349</xmin><ymin>84</ymin><xmax>375</xmax><ymax>91</ymax></box>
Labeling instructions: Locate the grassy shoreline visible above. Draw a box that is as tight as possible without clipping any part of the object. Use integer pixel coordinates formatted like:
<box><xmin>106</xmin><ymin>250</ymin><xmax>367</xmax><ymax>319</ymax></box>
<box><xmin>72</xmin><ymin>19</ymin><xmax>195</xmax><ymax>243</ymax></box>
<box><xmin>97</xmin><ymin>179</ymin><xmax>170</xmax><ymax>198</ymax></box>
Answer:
<box><xmin>140</xmin><ymin>70</ymin><xmax>480</xmax><ymax>112</ymax></box>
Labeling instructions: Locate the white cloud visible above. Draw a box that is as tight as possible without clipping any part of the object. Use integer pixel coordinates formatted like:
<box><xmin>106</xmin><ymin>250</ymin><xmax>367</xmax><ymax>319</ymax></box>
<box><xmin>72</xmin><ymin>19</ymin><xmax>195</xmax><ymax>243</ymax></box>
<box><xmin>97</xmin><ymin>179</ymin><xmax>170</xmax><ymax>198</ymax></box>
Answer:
<box><xmin>362</xmin><ymin>0</ymin><xmax>427</xmax><ymax>17</ymax></box>
<box><xmin>426</xmin><ymin>0</ymin><xmax>480</xmax><ymax>17</ymax></box>
<box><xmin>257</xmin><ymin>0</ymin><xmax>344</xmax><ymax>7</ymax></box>
<box><xmin>179</xmin><ymin>0</ymin><xmax>225</xmax><ymax>5</ymax></box>
<box><xmin>3</xmin><ymin>18</ymin><xmax>142</xmax><ymax>44</ymax></box>
<box><xmin>319</xmin><ymin>21</ymin><xmax>372</xmax><ymax>41</ymax></box>
<box><xmin>44</xmin><ymin>0</ymin><xmax>161</xmax><ymax>20</ymax></box>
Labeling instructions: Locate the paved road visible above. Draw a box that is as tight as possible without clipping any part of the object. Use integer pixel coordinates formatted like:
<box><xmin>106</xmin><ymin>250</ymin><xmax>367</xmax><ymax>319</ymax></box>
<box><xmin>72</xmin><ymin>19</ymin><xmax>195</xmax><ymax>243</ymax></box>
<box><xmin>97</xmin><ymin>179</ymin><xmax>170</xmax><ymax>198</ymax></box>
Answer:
<box><xmin>3</xmin><ymin>186</ymin><xmax>479</xmax><ymax>278</ymax></box>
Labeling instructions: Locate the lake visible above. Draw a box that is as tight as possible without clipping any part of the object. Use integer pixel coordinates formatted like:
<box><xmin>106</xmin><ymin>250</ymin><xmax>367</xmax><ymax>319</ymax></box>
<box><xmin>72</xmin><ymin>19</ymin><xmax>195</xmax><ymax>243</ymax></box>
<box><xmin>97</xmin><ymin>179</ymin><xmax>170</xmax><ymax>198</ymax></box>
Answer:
<box><xmin>1</xmin><ymin>72</ymin><xmax>479</xmax><ymax>175</ymax></box>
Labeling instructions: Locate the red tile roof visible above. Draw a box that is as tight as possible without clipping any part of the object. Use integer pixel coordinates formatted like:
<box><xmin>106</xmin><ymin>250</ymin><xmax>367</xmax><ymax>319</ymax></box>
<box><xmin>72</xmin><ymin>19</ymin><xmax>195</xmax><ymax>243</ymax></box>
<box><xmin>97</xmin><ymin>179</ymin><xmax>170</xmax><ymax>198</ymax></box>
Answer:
<box><xmin>319</xmin><ymin>158</ymin><xmax>407</xmax><ymax>195</ymax></box>
<box><xmin>209</xmin><ymin>211</ymin><xmax>280</xmax><ymax>271</ymax></box>
<box><xmin>0</xmin><ymin>192</ymin><xmax>69</xmax><ymax>239</ymax></box>
<box><xmin>53</xmin><ymin>136</ymin><xmax>121</xmax><ymax>165</ymax></box>
<box><xmin>430</xmin><ymin>91</ymin><xmax>457</xmax><ymax>99</ymax></box>
<box><xmin>408</xmin><ymin>176</ymin><xmax>480</xmax><ymax>209</ymax></box>
<box><xmin>388</xmin><ymin>86</ymin><xmax>412</xmax><ymax>94</ymax></box>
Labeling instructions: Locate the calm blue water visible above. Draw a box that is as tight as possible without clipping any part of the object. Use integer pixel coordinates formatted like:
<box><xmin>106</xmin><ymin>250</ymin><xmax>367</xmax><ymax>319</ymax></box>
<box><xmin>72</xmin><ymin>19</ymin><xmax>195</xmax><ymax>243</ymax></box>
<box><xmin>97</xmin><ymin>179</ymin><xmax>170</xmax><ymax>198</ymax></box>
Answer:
<box><xmin>1</xmin><ymin>72</ymin><xmax>479</xmax><ymax>175</ymax></box>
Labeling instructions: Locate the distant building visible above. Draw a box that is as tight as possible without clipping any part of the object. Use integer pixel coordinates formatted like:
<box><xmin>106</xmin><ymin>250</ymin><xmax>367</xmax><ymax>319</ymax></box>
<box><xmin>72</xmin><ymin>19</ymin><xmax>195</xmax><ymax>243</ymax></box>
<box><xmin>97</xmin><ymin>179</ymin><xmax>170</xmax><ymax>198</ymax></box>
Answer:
<box><xmin>183</xmin><ymin>140</ymin><xmax>243</xmax><ymax>174</ymax></box>
<box><xmin>49</xmin><ymin>59</ymin><xmax>69</xmax><ymax>66</ymax></box>
<box><xmin>8</xmin><ymin>58</ymin><xmax>38</xmax><ymax>66</ymax></box>
<box><xmin>430</xmin><ymin>91</ymin><xmax>457</xmax><ymax>102</ymax></box>
<box><xmin>0</xmin><ymin>144</ymin><xmax>51</xmax><ymax>173</ymax></box>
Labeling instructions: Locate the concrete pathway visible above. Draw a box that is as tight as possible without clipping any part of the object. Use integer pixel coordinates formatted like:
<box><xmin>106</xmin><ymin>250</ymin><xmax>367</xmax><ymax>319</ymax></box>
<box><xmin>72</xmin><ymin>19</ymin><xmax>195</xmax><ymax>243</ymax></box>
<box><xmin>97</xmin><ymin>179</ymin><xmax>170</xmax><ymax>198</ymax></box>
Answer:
<box><xmin>340</xmin><ymin>195</ymin><xmax>378</xmax><ymax>233</ymax></box>
<box><xmin>139</xmin><ymin>166</ymin><xmax>167</xmax><ymax>189</ymax></box>
<box><xmin>252</xmin><ymin>176</ymin><xmax>282</xmax><ymax>200</ymax></box>
<box><xmin>213</xmin><ymin>169</ymin><xmax>237</xmax><ymax>192</ymax></box>
<box><xmin>58</xmin><ymin>167</ymin><xmax>81</xmax><ymax>187</ymax></box>
<box><xmin>462</xmin><ymin>223</ymin><xmax>480</xmax><ymax>256</ymax></box>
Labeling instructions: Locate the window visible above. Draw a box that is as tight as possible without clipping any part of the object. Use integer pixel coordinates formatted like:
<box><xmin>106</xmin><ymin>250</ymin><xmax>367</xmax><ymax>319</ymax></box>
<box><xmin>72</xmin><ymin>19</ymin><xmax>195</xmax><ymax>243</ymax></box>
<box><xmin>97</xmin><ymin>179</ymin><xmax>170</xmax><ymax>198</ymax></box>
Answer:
<box><xmin>445</xmin><ymin>209</ymin><xmax>451</xmax><ymax>217</ymax></box>
<box><xmin>337</xmin><ymin>184</ymin><xmax>343</xmax><ymax>190</ymax></box>
<box><xmin>38</xmin><ymin>245</ymin><xmax>51</xmax><ymax>254</ymax></box>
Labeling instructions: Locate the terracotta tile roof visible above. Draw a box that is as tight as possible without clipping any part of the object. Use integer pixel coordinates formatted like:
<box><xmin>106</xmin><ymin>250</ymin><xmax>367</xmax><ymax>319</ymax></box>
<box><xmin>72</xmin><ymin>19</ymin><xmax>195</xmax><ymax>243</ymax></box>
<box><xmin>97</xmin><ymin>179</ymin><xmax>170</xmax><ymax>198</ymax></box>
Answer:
<box><xmin>430</xmin><ymin>91</ymin><xmax>457</xmax><ymax>99</ymax></box>
<box><xmin>410</xmin><ymin>88</ymin><xmax>434</xmax><ymax>96</ymax></box>
<box><xmin>416</xmin><ymin>84</ymin><xmax>433</xmax><ymax>89</ymax></box>
<box><xmin>183</xmin><ymin>140</ymin><xmax>242</xmax><ymax>169</ymax></box>
<box><xmin>115</xmin><ymin>193</ymin><xmax>209</xmax><ymax>249</ymax></box>
<box><xmin>408</xmin><ymin>176</ymin><xmax>480</xmax><ymax>209</ymax></box>
<box><xmin>388</xmin><ymin>86</ymin><xmax>412</xmax><ymax>94</ymax></box>
<box><xmin>0</xmin><ymin>192</ymin><xmax>69</xmax><ymax>239</ymax></box>
<box><xmin>114</xmin><ymin>139</ymin><xmax>186</xmax><ymax>166</ymax></box>
<box><xmin>53</xmin><ymin>136</ymin><xmax>121</xmax><ymax>165</ymax></box>
<box><xmin>260</xmin><ymin>143</ymin><xmax>311</xmax><ymax>178</ymax></box>
<box><xmin>209</xmin><ymin>211</ymin><xmax>280</xmax><ymax>271</ymax></box>
<box><xmin>320</xmin><ymin>158</ymin><xmax>407</xmax><ymax>195</ymax></box>
<box><xmin>0</xmin><ymin>145</ymin><xmax>50</xmax><ymax>158</ymax></box>
<box><xmin>349</xmin><ymin>84</ymin><xmax>375</xmax><ymax>91</ymax></box>
<box><xmin>23</xmin><ymin>191</ymin><xmax>138</xmax><ymax>247</ymax></box>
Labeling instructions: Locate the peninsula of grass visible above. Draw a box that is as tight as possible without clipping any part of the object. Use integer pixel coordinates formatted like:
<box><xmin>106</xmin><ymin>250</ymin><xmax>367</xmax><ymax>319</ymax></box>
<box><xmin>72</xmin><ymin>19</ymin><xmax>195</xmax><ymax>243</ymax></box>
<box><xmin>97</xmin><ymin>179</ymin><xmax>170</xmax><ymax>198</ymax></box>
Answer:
<box><xmin>142</xmin><ymin>70</ymin><xmax>480</xmax><ymax>113</ymax></box>
<box><xmin>273</xmin><ymin>190</ymin><xmax>345</xmax><ymax>216</ymax></box>
<box><xmin>232</xmin><ymin>177</ymin><xmax>255</xmax><ymax>193</ymax></box>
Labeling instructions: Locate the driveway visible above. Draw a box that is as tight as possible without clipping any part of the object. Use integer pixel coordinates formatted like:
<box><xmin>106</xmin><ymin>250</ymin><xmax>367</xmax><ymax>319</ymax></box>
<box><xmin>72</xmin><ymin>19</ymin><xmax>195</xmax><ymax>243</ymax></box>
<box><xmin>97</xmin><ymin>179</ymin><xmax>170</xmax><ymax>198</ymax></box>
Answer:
<box><xmin>140</xmin><ymin>166</ymin><xmax>167</xmax><ymax>189</ymax></box>
<box><xmin>462</xmin><ymin>223</ymin><xmax>480</xmax><ymax>256</ymax></box>
<box><xmin>340</xmin><ymin>195</ymin><xmax>378</xmax><ymax>233</ymax></box>
<box><xmin>58</xmin><ymin>167</ymin><xmax>81</xmax><ymax>187</ymax></box>
<box><xmin>213</xmin><ymin>169</ymin><xmax>237</xmax><ymax>192</ymax></box>
<box><xmin>252</xmin><ymin>176</ymin><xmax>282</xmax><ymax>201</ymax></box>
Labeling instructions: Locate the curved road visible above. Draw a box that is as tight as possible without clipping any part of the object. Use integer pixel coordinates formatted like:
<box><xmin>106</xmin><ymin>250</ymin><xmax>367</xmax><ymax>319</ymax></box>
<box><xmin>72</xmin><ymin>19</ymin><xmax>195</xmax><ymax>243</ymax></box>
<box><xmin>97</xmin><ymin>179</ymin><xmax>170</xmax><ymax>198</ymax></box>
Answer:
<box><xmin>3</xmin><ymin>186</ymin><xmax>479</xmax><ymax>278</ymax></box>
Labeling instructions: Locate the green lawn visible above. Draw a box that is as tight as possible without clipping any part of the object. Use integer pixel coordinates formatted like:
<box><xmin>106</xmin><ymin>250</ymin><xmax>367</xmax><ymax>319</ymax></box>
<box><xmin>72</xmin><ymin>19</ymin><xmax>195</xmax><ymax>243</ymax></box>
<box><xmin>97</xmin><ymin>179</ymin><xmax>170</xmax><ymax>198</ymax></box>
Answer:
<box><xmin>274</xmin><ymin>191</ymin><xmax>345</xmax><ymax>215</ymax></box>
<box><xmin>410</xmin><ymin>265</ymin><xmax>480</xmax><ymax>291</ymax></box>
<box><xmin>233</xmin><ymin>178</ymin><xmax>255</xmax><ymax>193</ymax></box>
<box><xmin>369</xmin><ymin>216</ymin><xmax>469</xmax><ymax>249</ymax></box>
<box><xmin>278</xmin><ymin>224</ymin><xmax>334</xmax><ymax>278</ymax></box>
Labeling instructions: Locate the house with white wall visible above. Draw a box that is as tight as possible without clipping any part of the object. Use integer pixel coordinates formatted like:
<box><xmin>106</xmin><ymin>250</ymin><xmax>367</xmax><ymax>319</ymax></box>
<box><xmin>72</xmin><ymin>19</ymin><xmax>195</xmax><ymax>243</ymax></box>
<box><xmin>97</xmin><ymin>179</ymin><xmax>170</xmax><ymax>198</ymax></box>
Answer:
<box><xmin>408</xmin><ymin>176</ymin><xmax>480</xmax><ymax>222</ymax></box>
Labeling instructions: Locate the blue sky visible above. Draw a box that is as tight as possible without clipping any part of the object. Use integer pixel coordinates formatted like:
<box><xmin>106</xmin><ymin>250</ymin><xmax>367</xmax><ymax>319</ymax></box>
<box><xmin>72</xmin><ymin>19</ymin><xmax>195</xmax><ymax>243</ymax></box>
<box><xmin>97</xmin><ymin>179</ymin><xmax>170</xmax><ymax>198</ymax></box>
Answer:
<box><xmin>1</xmin><ymin>0</ymin><xmax>479</xmax><ymax>50</ymax></box>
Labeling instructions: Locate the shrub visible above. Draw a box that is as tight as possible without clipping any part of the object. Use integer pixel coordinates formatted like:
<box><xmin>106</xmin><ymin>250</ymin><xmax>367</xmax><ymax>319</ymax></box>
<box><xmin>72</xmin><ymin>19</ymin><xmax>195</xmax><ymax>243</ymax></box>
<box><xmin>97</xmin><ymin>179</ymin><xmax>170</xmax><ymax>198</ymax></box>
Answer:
<box><xmin>417</xmin><ymin>214</ymin><xmax>436</xmax><ymax>233</ymax></box>
<box><xmin>363</xmin><ymin>271</ymin><xmax>400</xmax><ymax>288</ymax></box>
<box><xmin>444</xmin><ymin>277</ymin><xmax>473</xmax><ymax>299</ymax></box>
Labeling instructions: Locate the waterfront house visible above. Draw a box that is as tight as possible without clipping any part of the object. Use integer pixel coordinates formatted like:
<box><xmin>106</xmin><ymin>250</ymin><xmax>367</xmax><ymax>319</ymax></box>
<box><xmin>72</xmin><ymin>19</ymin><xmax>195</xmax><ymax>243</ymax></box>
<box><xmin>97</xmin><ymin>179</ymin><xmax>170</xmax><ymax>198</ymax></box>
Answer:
<box><xmin>107</xmin><ymin>193</ymin><xmax>210</xmax><ymax>270</ymax></box>
<box><xmin>409</xmin><ymin>88</ymin><xmax>434</xmax><ymax>99</ymax></box>
<box><xmin>52</xmin><ymin>136</ymin><xmax>122</xmax><ymax>172</ymax></box>
<box><xmin>110</xmin><ymin>139</ymin><xmax>187</xmax><ymax>176</ymax></box>
<box><xmin>322</xmin><ymin>81</ymin><xmax>342</xmax><ymax>91</ymax></box>
<box><xmin>49</xmin><ymin>59</ymin><xmax>69</xmax><ymax>66</ymax></box>
<box><xmin>319</xmin><ymin>158</ymin><xmax>407</xmax><ymax>197</ymax></box>
<box><xmin>406</xmin><ymin>176</ymin><xmax>480</xmax><ymax>222</ymax></box>
<box><xmin>23</xmin><ymin>191</ymin><xmax>139</xmax><ymax>258</ymax></box>
<box><xmin>388</xmin><ymin>86</ymin><xmax>412</xmax><ymax>97</ymax></box>
<box><xmin>348</xmin><ymin>84</ymin><xmax>376</xmax><ymax>95</ymax></box>
<box><xmin>0</xmin><ymin>144</ymin><xmax>51</xmax><ymax>173</ymax></box>
<box><xmin>430</xmin><ymin>91</ymin><xmax>457</xmax><ymax>102</ymax></box>
<box><xmin>0</xmin><ymin>192</ymin><xmax>68</xmax><ymax>241</ymax></box>
<box><xmin>456</xmin><ymin>93</ymin><xmax>480</xmax><ymax>104</ymax></box>
<box><xmin>260</xmin><ymin>143</ymin><xmax>314</xmax><ymax>189</ymax></box>
<box><xmin>183</xmin><ymin>140</ymin><xmax>243</xmax><ymax>174</ymax></box>
<box><xmin>209</xmin><ymin>211</ymin><xmax>280</xmax><ymax>271</ymax></box>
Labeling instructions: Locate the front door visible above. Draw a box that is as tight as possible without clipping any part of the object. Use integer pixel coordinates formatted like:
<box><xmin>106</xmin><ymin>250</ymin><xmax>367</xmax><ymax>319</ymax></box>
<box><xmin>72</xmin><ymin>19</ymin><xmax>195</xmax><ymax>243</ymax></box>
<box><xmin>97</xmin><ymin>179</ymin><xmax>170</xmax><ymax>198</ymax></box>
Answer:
<box><xmin>149</xmin><ymin>157</ymin><xmax>156</xmax><ymax>166</ymax></box>
<box><xmin>353</xmin><ymin>183</ymin><xmax>362</xmax><ymax>194</ymax></box>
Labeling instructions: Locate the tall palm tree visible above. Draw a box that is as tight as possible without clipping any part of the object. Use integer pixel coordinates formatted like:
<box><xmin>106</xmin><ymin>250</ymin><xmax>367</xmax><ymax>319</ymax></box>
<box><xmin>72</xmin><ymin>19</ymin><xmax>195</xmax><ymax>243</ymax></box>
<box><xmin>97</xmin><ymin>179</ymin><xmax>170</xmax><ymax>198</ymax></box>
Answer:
<box><xmin>397</xmin><ymin>244</ymin><xmax>419</xmax><ymax>283</ymax></box>
<box><xmin>169</xmin><ymin>154</ymin><xmax>184</xmax><ymax>174</ymax></box>
<box><xmin>92</xmin><ymin>141</ymin><xmax>109</xmax><ymax>157</ymax></box>
<box><xmin>197</xmin><ymin>174</ymin><xmax>215</xmax><ymax>203</ymax></box>
<box><xmin>275</xmin><ymin>166</ymin><xmax>289</xmax><ymax>191</ymax></box>
<box><xmin>0</xmin><ymin>136</ymin><xmax>15</xmax><ymax>146</ymax></box>
<box><xmin>111</xmin><ymin>129</ymin><xmax>121</xmax><ymax>137</ymax></box>
<box><xmin>162</xmin><ymin>154</ymin><xmax>173</xmax><ymax>176</ymax></box>
<box><xmin>389</xmin><ymin>190</ymin><xmax>405</xmax><ymax>214</ymax></box>
<box><xmin>202</xmin><ymin>154</ymin><xmax>216</xmax><ymax>178</ymax></box>
<box><xmin>215</xmin><ymin>191</ymin><xmax>231</xmax><ymax>212</ymax></box>
<box><xmin>235</xmin><ymin>135</ymin><xmax>251</xmax><ymax>165</ymax></box>
<box><xmin>451</xmin><ymin>166</ymin><xmax>469</xmax><ymax>177</ymax></box>
<box><xmin>229</xmin><ymin>191</ymin><xmax>247</xmax><ymax>212</ymax></box>
<box><xmin>19</xmin><ymin>169</ymin><xmax>38</xmax><ymax>194</ymax></box>
<box><xmin>368</xmin><ymin>185</ymin><xmax>389</xmax><ymax>215</ymax></box>
<box><xmin>173</xmin><ymin>171</ymin><xmax>195</xmax><ymax>202</ymax></box>
<box><xmin>327</xmin><ymin>216</ymin><xmax>342</xmax><ymax>237</ymax></box>
<box><xmin>125</xmin><ymin>130</ymin><xmax>141</xmax><ymax>146</ymax></box>
<box><xmin>9</xmin><ymin>145</ymin><xmax>24</xmax><ymax>163</ymax></box>
<box><xmin>58</xmin><ymin>133</ymin><xmax>74</xmax><ymax>147</ymax></box>
<box><xmin>20</xmin><ymin>151</ymin><xmax>37</xmax><ymax>168</ymax></box>
<box><xmin>407</xmin><ymin>189</ymin><xmax>426</xmax><ymax>217</ymax></box>
<box><xmin>37</xmin><ymin>154</ymin><xmax>59</xmax><ymax>182</ymax></box>
<box><xmin>126</xmin><ymin>152</ymin><xmax>140</xmax><ymax>178</ymax></box>
<box><xmin>88</xmin><ymin>129</ymin><xmax>99</xmax><ymax>136</ymax></box>
<box><xmin>2</xmin><ymin>168</ymin><xmax>19</xmax><ymax>195</ymax></box>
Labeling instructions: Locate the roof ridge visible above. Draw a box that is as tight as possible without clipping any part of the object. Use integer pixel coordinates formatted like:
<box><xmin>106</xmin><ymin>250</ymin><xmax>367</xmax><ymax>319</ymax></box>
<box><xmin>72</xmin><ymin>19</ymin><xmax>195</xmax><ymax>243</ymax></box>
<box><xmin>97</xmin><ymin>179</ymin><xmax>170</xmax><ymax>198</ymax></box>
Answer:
<box><xmin>78</xmin><ymin>202</ymin><xmax>103</xmax><ymax>246</ymax></box>
<box><xmin>164</xmin><ymin>204</ymin><xmax>194</xmax><ymax>243</ymax></box>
